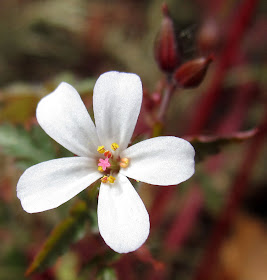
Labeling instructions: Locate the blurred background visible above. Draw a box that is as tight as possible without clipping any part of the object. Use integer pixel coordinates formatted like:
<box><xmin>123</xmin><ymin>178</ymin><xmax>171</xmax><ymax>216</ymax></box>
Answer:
<box><xmin>0</xmin><ymin>0</ymin><xmax>266</xmax><ymax>279</ymax></box>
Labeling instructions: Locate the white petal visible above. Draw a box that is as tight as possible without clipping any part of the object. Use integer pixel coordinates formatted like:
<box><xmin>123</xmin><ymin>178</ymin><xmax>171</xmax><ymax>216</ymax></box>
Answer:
<box><xmin>37</xmin><ymin>82</ymin><xmax>99</xmax><ymax>157</ymax></box>
<box><xmin>17</xmin><ymin>157</ymin><xmax>101</xmax><ymax>213</ymax></box>
<box><xmin>97</xmin><ymin>173</ymin><xmax>150</xmax><ymax>253</ymax></box>
<box><xmin>93</xmin><ymin>71</ymin><xmax>142</xmax><ymax>153</ymax></box>
<box><xmin>120</xmin><ymin>136</ymin><xmax>195</xmax><ymax>185</ymax></box>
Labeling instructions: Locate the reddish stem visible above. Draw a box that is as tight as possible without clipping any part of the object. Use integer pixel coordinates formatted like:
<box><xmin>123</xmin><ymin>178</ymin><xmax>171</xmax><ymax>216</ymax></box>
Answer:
<box><xmin>115</xmin><ymin>254</ymin><xmax>136</xmax><ymax>280</ymax></box>
<box><xmin>194</xmin><ymin>105</ymin><xmax>267</xmax><ymax>280</ymax></box>
<box><xmin>157</xmin><ymin>81</ymin><xmax>176</xmax><ymax>123</ymax></box>
<box><xmin>186</xmin><ymin>0</ymin><xmax>259</xmax><ymax>135</ymax></box>
<box><xmin>149</xmin><ymin>186</ymin><xmax>177</xmax><ymax>230</ymax></box>
<box><xmin>164</xmin><ymin>185</ymin><xmax>204</xmax><ymax>252</ymax></box>
<box><xmin>215</xmin><ymin>82</ymin><xmax>258</xmax><ymax>135</ymax></box>
<box><xmin>206</xmin><ymin>81</ymin><xmax>258</xmax><ymax>173</ymax></box>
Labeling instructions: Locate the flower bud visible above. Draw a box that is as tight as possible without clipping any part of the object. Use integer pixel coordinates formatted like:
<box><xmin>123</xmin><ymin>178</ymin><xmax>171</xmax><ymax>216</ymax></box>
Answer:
<box><xmin>154</xmin><ymin>3</ymin><xmax>180</xmax><ymax>73</ymax></box>
<box><xmin>174</xmin><ymin>56</ymin><xmax>213</xmax><ymax>88</ymax></box>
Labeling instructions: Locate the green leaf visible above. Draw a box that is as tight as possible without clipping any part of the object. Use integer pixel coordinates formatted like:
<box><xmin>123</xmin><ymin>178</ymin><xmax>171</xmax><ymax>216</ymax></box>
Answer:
<box><xmin>188</xmin><ymin>129</ymin><xmax>258</xmax><ymax>163</ymax></box>
<box><xmin>26</xmin><ymin>201</ymin><xmax>89</xmax><ymax>276</ymax></box>
<box><xmin>0</xmin><ymin>124</ymin><xmax>56</xmax><ymax>169</ymax></box>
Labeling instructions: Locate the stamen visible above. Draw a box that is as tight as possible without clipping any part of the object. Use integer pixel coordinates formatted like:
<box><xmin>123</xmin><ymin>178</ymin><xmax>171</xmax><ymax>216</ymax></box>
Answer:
<box><xmin>97</xmin><ymin>146</ymin><xmax>106</xmax><ymax>154</ymax></box>
<box><xmin>107</xmin><ymin>176</ymin><xmax>116</xmax><ymax>183</ymax></box>
<box><xmin>101</xmin><ymin>175</ymin><xmax>116</xmax><ymax>184</ymax></box>
<box><xmin>101</xmin><ymin>176</ymin><xmax>108</xmax><ymax>183</ymax></box>
<box><xmin>104</xmin><ymin>150</ymin><xmax>112</xmax><ymax>158</ymax></box>
<box><xmin>111</xmin><ymin>143</ymin><xmax>119</xmax><ymax>151</ymax></box>
<box><xmin>98</xmin><ymin>158</ymin><xmax>111</xmax><ymax>171</ymax></box>
<box><xmin>120</xmin><ymin>157</ymin><xmax>130</xmax><ymax>168</ymax></box>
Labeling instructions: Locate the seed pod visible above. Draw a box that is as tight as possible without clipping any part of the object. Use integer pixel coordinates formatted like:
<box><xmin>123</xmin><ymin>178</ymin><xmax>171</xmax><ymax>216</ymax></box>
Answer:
<box><xmin>174</xmin><ymin>56</ymin><xmax>213</xmax><ymax>88</ymax></box>
<box><xmin>154</xmin><ymin>3</ymin><xmax>180</xmax><ymax>73</ymax></box>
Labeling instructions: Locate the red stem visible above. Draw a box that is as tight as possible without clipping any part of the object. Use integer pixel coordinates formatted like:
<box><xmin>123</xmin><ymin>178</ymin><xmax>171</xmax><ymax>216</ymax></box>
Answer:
<box><xmin>215</xmin><ymin>82</ymin><xmax>257</xmax><ymax>135</ymax></box>
<box><xmin>186</xmin><ymin>0</ymin><xmax>259</xmax><ymax>135</ymax></box>
<box><xmin>157</xmin><ymin>81</ymin><xmax>176</xmax><ymax>123</ymax></box>
<box><xmin>164</xmin><ymin>185</ymin><xmax>204</xmax><ymax>252</ymax></box>
<box><xmin>194</xmin><ymin>105</ymin><xmax>267</xmax><ymax>280</ymax></box>
<box><xmin>149</xmin><ymin>186</ymin><xmax>176</xmax><ymax>230</ymax></box>
<box><xmin>115</xmin><ymin>254</ymin><xmax>135</xmax><ymax>280</ymax></box>
<box><xmin>205</xmin><ymin>81</ymin><xmax>257</xmax><ymax>173</ymax></box>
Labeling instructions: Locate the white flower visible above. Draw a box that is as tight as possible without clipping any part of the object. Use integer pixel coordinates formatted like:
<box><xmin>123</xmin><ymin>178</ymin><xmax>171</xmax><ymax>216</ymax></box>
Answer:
<box><xmin>17</xmin><ymin>71</ymin><xmax>195</xmax><ymax>253</ymax></box>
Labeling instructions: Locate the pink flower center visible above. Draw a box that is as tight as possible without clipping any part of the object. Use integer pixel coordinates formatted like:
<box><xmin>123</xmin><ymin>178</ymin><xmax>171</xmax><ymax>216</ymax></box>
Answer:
<box><xmin>98</xmin><ymin>158</ymin><xmax>111</xmax><ymax>171</ymax></box>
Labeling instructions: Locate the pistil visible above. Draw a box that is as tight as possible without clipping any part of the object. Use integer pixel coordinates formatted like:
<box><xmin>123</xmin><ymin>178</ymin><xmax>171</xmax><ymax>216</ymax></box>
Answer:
<box><xmin>98</xmin><ymin>158</ymin><xmax>111</xmax><ymax>171</ymax></box>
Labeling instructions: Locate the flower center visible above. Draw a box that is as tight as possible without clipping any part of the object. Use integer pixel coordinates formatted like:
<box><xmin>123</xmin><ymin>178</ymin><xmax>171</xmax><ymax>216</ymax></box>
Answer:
<box><xmin>98</xmin><ymin>158</ymin><xmax>110</xmax><ymax>171</ymax></box>
<box><xmin>97</xmin><ymin>143</ymin><xmax>129</xmax><ymax>184</ymax></box>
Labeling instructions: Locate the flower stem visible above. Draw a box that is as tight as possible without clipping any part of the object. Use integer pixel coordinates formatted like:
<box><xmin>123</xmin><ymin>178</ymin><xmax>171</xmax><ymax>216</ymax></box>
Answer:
<box><xmin>157</xmin><ymin>80</ymin><xmax>176</xmax><ymax>123</ymax></box>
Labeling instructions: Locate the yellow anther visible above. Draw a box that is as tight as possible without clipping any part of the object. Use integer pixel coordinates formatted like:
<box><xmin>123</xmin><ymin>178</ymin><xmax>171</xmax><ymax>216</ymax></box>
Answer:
<box><xmin>107</xmin><ymin>176</ymin><xmax>116</xmax><ymax>183</ymax></box>
<box><xmin>120</xmin><ymin>158</ymin><xmax>129</xmax><ymax>168</ymax></box>
<box><xmin>111</xmin><ymin>143</ymin><xmax>119</xmax><ymax>151</ymax></box>
<box><xmin>97</xmin><ymin>146</ymin><xmax>106</xmax><ymax>154</ymax></box>
<box><xmin>98</xmin><ymin>166</ymin><xmax>104</xmax><ymax>172</ymax></box>
<box><xmin>101</xmin><ymin>176</ymin><xmax>108</xmax><ymax>183</ymax></box>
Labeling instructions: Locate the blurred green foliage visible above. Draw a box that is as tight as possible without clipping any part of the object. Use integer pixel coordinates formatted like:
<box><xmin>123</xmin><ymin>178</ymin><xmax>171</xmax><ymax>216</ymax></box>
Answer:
<box><xmin>26</xmin><ymin>201</ymin><xmax>89</xmax><ymax>276</ymax></box>
<box><xmin>0</xmin><ymin>124</ymin><xmax>56</xmax><ymax>170</ymax></box>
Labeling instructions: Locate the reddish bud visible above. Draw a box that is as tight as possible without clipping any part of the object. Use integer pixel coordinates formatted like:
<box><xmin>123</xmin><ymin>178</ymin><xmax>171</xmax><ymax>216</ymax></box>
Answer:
<box><xmin>154</xmin><ymin>3</ymin><xmax>180</xmax><ymax>73</ymax></box>
<box><xmin>174</xmin><ymin>56</ymin><xmax>213</xmax><ymax>88</ymax></box>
